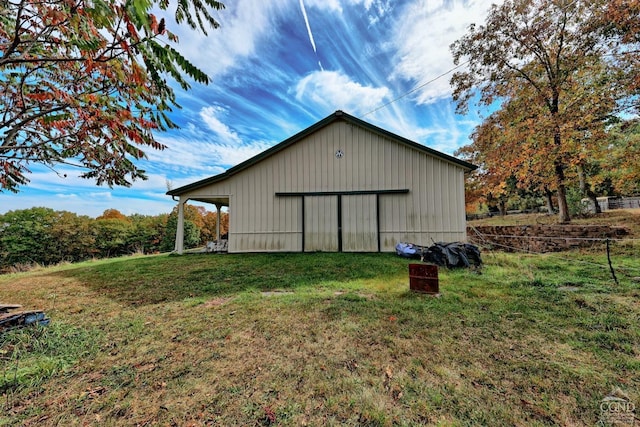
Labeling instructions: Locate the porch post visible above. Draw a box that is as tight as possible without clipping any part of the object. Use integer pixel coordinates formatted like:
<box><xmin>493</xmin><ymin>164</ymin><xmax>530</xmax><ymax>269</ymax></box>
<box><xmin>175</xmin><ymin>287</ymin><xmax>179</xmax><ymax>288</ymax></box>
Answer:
<box><xmin>175</xmin><ymin>198</ymin><xmax>185</xmax><ymax>254</ymax></box>
<box><xmin>215</xmin><ymin>203</ymin><xmax>222</xmax><ymax>242</ymax></box>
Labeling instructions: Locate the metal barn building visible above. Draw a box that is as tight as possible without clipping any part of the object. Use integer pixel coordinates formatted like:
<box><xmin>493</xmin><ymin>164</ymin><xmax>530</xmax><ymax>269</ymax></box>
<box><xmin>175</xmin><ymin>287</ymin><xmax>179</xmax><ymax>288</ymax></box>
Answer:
<box><xmin>167</xmin><ymin>111</ymin><xmax>476</xmax><ymax>254</ymax></box>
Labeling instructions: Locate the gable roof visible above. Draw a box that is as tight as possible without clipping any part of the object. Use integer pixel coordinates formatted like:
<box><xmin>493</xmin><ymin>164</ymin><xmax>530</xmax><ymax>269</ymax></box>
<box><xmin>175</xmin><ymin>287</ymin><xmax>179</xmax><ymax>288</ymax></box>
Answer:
<box><xmin>167</xmin><ymin>110</ymin><xmax>477</xmax><ymax>196</ymax></box>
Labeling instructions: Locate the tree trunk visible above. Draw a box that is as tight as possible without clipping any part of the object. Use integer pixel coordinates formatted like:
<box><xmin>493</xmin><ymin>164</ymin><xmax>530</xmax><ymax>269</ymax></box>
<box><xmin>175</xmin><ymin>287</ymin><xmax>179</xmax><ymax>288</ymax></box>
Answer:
<box><xmin>544</xmin><ymin>187</ymin><xmax>554</xmax><ymax>214</ymax></box>
<box><xmin>588</xmin><ymin>192</ymin><xmax>601</xmax><ymax>214</ymax></box>
<box><xmin>554</xmin><ymin>161</ymin><xmax>571</xmax><ymax>223</ymax></box>
<box><xmin>498</xmin><ymin>199</ymin><xmax>507</xmax><ymax>216</ymax></box>
<box><xmin>551</xmin><ymin>113</ymin><xmax>570</xmax><ymax>222</ymax></box>
<box><xmin>577</xmin><ymin>164</ymin><xmax>601</xmax><ymax>214</ymax></box>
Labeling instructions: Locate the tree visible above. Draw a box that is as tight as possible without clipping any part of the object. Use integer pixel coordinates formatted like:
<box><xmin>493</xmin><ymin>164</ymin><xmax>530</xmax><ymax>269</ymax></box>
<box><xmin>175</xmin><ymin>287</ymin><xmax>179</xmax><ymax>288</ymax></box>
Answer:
<box><xmin>450</xmin><ymin>0</ymin><xmax>621</xmax><ymax>222</ymax></box>
<box><xmin>49</xmin><ymin>211</ymin><xmax>95</xmax><ymax>262</ymax></box>
<box><xmin>457</xmin><ymin>76</ymin><xmax>616</xmax><ymax>216</ymax></box>
<box><xmin>0</xmin><ymin>207</ymin><xmax>57</xmax><ymax>266</ymax></box>
<box><xmin>0</xmin><ymin>208</ymin><xmax>101</xmax><ymax>268</ymax></box>
<box><xmin>200</xmin><ymin>209</ymin><xmax>228</xmax><ymax>242</ymax></box>
<box><xmin>97</xmin><ymin>208</ymin><xmax>130</xmax><ymax>221</ymax></box>
<box><xmin>127</xmin><ymin>213</ymin><xmax>168</xmax><ymax>254</ymax></box>
<box><xmin>184</xmin><ymin>204</ymin><xmax>207</xmax><ymax>231</ymax></box>
<box><xmin>598</xmin><ymin>0</ymin><xmax>640</xmax><ymax>113</ymax></box>
<box><xmin>0</xmin><ymin>0</ymin><xmax>224</xmax><ymax>192</ymax></box>
<box><xmin>92</xmin><ymin>216</ymin><xmax>134</xmax><ymax>257</ymax></box>
<box><xmin>161</xmin><ymin>213</ymin><xmax>200</xmax><ymax>252</ymax></box>
<box><xmin>604</xmin><ymin>119</ymin><xmax>640</xmax><ymax>195</ymax></box>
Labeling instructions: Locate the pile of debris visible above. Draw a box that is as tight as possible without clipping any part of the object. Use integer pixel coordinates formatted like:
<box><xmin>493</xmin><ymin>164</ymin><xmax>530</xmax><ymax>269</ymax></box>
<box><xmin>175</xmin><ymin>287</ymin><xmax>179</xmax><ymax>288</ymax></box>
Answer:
<box><xmin>0</xmin><ymin>304</ymin><xmax>50</xmax><ymax>332</ymax></box>
<box><xmin>396</xmin><ymin>241</ymin><xmax>482</xmax><ymax>268</ymax></box>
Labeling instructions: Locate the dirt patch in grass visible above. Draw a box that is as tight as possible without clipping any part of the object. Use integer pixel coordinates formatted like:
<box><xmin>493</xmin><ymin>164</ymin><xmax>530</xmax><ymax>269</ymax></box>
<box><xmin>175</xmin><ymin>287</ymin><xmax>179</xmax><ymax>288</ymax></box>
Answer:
<box><xmin>261</xmin><ymin>291</ymin><xmax>294</xmax><ymax>297</ymax></box>
<box><xmin>203</xmin><ymin>297</ymin><xmax>233</xmax><ymax>307</ymax></box>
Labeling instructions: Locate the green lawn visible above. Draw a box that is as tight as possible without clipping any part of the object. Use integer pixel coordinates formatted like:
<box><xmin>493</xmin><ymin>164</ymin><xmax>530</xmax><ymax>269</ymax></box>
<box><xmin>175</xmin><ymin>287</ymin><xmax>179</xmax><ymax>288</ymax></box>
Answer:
<box><xmin>1</xmin><ymin>251</ymin><xmax>638</xmax><ymax>426</ymax></box>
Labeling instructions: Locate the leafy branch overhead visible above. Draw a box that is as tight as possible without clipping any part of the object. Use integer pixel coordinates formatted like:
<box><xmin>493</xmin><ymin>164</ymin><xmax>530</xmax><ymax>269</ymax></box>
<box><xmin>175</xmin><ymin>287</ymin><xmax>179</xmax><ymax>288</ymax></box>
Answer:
<box><xmin>0</xmin><ymin>0</ymin><xmax>225</xmax><ymax>192</ymax></box>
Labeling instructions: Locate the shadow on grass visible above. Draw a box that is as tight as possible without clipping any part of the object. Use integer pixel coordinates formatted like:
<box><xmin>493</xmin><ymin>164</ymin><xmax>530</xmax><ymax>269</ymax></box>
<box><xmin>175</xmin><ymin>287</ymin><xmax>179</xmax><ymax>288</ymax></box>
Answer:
<box><xmin>58</xmin><ymin>252</ymin><xmax>411</xmax><ymax>306</ymax></box>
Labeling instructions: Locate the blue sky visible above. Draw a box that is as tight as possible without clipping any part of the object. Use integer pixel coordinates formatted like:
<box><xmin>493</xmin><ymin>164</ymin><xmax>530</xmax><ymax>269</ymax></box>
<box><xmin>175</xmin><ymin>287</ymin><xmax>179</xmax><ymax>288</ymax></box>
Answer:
<box><xmin>0</xmin><ymin>0</ymin><xmax>495</xmax><ymax>217</ymax></box>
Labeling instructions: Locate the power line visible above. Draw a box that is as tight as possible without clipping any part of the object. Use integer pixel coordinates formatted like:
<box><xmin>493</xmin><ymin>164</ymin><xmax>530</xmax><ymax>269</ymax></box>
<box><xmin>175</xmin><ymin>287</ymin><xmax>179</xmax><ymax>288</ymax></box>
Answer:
<box><xmin>363</xmin><ymin>60</ymin><xmax>470</xmax><ymax>117</ymax></box>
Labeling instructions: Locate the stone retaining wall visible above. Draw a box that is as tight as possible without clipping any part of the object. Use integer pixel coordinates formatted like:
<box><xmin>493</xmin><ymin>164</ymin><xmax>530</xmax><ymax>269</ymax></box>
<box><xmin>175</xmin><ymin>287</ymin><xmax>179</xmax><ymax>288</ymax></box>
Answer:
<box><xmin>467</xmin><ymin>225</ymin><xmax>630</xmax><ymax>253</ymax></box>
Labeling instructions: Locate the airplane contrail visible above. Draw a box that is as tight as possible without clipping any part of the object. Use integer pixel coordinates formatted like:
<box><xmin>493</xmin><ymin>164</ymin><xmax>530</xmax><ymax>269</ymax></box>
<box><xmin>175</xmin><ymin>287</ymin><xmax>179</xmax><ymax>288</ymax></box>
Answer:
<box><xmin>299</xmin><ymin>0</ymin><xmax>324</xmax><ymax>70</ymax></box>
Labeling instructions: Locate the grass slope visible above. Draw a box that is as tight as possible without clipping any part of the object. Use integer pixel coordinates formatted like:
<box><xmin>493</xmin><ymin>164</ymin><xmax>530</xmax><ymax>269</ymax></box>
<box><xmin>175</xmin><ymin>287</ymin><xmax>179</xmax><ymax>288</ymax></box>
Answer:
<box><xmin>1</xmin><ymin>251</ymin><xmax>638</xmax><ymax>426</ymax></box>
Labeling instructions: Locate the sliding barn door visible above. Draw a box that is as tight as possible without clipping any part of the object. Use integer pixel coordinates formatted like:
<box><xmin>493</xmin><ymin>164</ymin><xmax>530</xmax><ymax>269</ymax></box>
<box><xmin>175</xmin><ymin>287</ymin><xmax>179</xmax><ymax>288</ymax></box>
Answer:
<box><xmin>304</xmin><ymin>196</ymin><xmax>339</xmax><ymax>252</ymax></box>
<box><xmin>342</xmin><ymin>194</ymin><xmax>378</xmax><ymax>252</ymax></box>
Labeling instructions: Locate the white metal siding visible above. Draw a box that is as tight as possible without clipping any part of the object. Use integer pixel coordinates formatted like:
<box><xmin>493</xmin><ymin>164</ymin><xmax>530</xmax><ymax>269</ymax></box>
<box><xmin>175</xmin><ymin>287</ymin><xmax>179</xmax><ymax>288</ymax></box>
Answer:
<box><xmin>304</xmin><ymin>196</ymin><xmax>338</xmax><ymax>251</ymax></box>
<box><xmin>342</xmin><ymin>195</ymin><xmax>378</xmax><ymax>252</ymax></box>
<box><xmin>179</xmin><ymin>121</ymin><xmax>468</xmax><ymax>252</ymax></box>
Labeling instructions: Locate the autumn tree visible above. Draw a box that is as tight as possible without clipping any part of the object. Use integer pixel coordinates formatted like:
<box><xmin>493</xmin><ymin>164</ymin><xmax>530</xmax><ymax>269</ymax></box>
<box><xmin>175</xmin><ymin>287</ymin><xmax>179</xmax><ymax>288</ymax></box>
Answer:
<box><xmin>604</xmin><ymin>119</ymin><xmax>640</xmax><ymax>195</ymax></box>
<box><xmin>159</xmin><ymin>203</ymin><xmax>206</xmax><ymax>251</ymax></box>
<box><xmin>0</xmin><ymin>0</ymin><xmax>224</xmax><ymax>192</ymax></box>
<box><xmin>200</xmin><ymin>209</ymin><xmax>229</xmax><ymax>242</ymax></box>
<box><xmin>0</xmin><ymin>207</ymin><xmax>191</xmax><ymax>268</ymax></box>
<box><xmin>171</xmin><ymin>204</ymin><xmax>229</xmax><ymax>245</ymax></box>
<box><xmin>598</xmin><ymin>0</ymin><xmax>640</xmax><ymax>113</ymax></box>
<box><xmin>450</xmin><ymin>0</ymin><xmax>622</xmax><ymax>222</ymax></box>
<box><xmin>97</xmin><ymin>208</ymin><xmax>130</xmax><ymax>222</ymax></box>
<box><xmin>185</xmin><ymin>204</ymin><xmax>207</xmax><ymax>231</ymax></box>
<box><xmin>457</xmin><ymin>72</ymin><xmax>616</xmax><ymax>215</ymax></box>
<box><xmin>49</xmin><ymin>211</ymin><xmax>95</xmax><ymax>262</ymax></box>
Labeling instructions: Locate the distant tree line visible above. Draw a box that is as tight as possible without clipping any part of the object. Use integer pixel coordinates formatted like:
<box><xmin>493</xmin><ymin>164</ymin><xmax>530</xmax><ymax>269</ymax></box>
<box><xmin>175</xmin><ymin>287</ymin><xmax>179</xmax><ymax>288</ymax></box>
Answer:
<box><xmin>0</xmin><ymin>205</ymin><xmax>228</xmax><ymax>271</ymax></box>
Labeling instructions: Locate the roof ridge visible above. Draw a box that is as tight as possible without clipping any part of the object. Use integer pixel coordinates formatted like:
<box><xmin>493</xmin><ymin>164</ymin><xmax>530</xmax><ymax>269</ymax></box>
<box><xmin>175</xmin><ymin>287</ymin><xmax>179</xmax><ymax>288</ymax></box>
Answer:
<box><xmin>167</xmin><ymin>111</ymin><xmax>476</xmax><ymax>196</ymax></box>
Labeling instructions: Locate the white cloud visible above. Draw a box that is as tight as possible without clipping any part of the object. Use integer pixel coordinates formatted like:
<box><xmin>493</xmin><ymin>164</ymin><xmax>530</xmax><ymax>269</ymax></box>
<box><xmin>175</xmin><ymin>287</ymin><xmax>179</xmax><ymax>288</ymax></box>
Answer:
<box><xmin>163</xmin><ymin>0</ymin><xmax>290</xmax><ymax>79</ymax></box>
<box><xmin>199</xmin><ymin>106</ymin><xmax>242</xmax><ymax>144</ymax></box>
<box><xmin>304</xmin><ymin>0</ymin><xmax>343</xmax><ymax>12</ymax></box>
<box><xmin>2</xmin><ymin>165</ymin><xmax>188</xmax><ymax>213</ymax></box>
<box><xmin>391</xmin><ymin>0</ymin><xmax>497</xmax><ymax>104</ymax></box>
<box><xmin>127</xmin><ymin>173</ymin><xmax>175</xmax><ymax>192</ymax></box>
<box><xmin>295</xmin><ymin>70</ymin><xmax>391</xmax><ymax>115</ymax></box>
<box><xmin>149</xmin><ymin>105</ymin><xmax>275</xmax><ymax>172</ymax></box>
<box><xmin>24</xmin><ymin>168</ymin><xmax>111</xmax><ymax>192</ymax></box>
<box><xmin>211</xmin><ymin>141</ymin><xmax>273</xmax><ymax>166</ymax></box>
<box><xmin>301</xmin><ymin>0</ymin><xmax>391</xmax><ymax>30</ymax></box>
<box><xmin>149</xmin><ymin>135</ymin><xmax>216</xmax><ymax>171</ymax></box>
<box><xmin>157</xmin><ymin>135</ymin><xmax>271</xmax><ymax>170</ymax></box>
<box><xmin>87</xmin><ymin>191</ymin><xmax>113</xmax><ymax>199</ymax></box>
<box><xmin>304</xmin><ymin>0</ymin><xmax>378</xmax><ymax>13</ymax></box>
<box><xmin>167</xmin><ymin>174</ymin><xmax>216</xmax><ymax>191</ymax></box>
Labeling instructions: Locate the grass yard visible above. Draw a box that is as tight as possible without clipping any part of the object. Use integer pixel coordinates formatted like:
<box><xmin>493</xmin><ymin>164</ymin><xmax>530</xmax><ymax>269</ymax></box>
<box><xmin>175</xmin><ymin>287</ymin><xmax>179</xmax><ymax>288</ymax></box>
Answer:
<box><xmin>1</xmin><ymin>250</ymin><xmax>639</xmax><ymax>426</ymax></box>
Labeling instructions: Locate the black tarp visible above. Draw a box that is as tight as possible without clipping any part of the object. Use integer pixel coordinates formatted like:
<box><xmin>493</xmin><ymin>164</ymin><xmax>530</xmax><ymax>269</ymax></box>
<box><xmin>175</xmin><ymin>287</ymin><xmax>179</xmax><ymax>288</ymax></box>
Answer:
<box><xmin>396</xmin><ymin>241</ymin><xmax>482</xmax><ymax>268</ymax></box>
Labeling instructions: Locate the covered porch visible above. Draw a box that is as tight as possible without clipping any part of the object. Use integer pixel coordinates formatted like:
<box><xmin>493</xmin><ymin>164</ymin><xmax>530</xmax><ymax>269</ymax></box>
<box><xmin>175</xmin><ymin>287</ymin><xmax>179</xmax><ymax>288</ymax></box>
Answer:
<box><xmin>173</xmin><ymin>195</ymin><xmax>229</xmax><ymax>255</ymax></box>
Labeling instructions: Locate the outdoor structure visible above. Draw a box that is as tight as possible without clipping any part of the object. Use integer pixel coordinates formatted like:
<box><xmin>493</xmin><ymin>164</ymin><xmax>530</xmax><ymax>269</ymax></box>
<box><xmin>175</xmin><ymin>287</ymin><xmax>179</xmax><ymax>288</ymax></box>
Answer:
<box><xmin>582</xmin><ymin>196</ymin><xmax>640</xmax><ymax>213</ymax></box>
<box><xmin>167</xmin><ymin>111</ymin><xmax>476</xmax><ymax>254</ymax></box>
